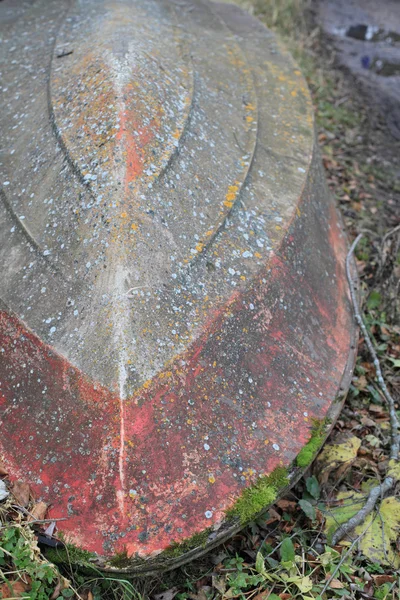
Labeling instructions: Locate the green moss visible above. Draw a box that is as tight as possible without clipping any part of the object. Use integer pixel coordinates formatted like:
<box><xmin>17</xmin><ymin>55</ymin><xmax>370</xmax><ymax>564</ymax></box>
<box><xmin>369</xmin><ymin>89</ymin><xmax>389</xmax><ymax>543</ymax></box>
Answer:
<box><xmin>226</xmin><ymin>466</ymin><xmax>289</xmax><ymax>525</ymax></box>
<box><xmin>163</xmin><ymin>528</ymin><xmax>212</xmax><ymax>558</ymax></box>
<box><xmin>108</xmin><ymin>551</ymin><xmax>131</xmax><ymax>569</ymax></box>
<box><xmin>46</xmin><ymin>542</ymin><xmax>95</xmax><ymax>567</ymax></box>
<box><xmin>296</xmin><ymin>419</ymin><xmax>328</xmax><ymax>468</ymax></box>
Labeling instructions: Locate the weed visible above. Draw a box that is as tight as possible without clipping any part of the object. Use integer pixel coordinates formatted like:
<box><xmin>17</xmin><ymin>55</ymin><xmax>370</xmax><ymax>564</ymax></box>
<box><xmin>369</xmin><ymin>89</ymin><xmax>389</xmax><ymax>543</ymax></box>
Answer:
<box><xmin>0</xmin><ymin>525</ymin><xmax>67</xmax><ymax>600</ymax></box>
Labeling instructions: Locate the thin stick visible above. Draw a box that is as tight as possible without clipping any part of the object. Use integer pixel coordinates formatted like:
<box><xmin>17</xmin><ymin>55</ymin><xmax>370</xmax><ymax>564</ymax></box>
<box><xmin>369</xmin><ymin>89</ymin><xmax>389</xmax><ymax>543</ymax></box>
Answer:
<box><xmin>346</xmin><ymin>233</ymin><xmax>399</xmax><ymax>461</ymax></box>
<box><xmin>331</xmin><ymin>233</ymin><xmax>400</xmax><ymax>545</ymax></box>
<box><xmin>323</xmin><ymin>510</ymin><xmax>378</xmax><ymax>595</ymax></box>
<box><xmin>331</xmin><ymin>477</ymin><xmax>393</xmax><ymax>545</ymax></box>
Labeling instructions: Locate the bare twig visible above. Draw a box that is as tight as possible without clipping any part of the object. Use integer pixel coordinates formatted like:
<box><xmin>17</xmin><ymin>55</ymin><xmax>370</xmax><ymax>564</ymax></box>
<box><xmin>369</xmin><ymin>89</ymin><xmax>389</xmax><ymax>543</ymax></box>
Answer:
<box><xmin>331</xmin><ymin>477</ymin><xmax>392</xmax><ymax>545</ymax></box>
<box><xmin>331</xmin><ymin>232</ymin><xmax>400</xmax><ymax>545</ymax></box>
<box><xmin>346</xmin><ymin>233</ymin><xmax>400</xmax><ymax>460</ymax></box>
<box><xmin>322</xmin><ymin>519</ymin><xmax>372</xmax><ymax>595</ymax></box>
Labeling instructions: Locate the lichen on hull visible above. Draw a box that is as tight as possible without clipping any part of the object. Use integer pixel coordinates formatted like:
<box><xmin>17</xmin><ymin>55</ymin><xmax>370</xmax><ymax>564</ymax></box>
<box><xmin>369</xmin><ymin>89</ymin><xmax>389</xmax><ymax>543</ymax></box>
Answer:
<box><xmin>0</xmin><ymin>0</ymin><xmax>356</xmax><ymax>569</ymax></box>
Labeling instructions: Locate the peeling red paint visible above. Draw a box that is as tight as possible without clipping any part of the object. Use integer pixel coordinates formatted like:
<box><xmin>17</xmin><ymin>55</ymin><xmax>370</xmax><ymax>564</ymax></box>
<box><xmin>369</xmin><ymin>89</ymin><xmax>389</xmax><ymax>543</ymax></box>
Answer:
<box><xmin>0</xmin><ymin>0</ymin><xmax>355</xmax><ymax>567</ymax></box>
<box><xmin>0</xmin><ymin>170</ymin><xmax>353</xmax><ymax>557</ymax></box>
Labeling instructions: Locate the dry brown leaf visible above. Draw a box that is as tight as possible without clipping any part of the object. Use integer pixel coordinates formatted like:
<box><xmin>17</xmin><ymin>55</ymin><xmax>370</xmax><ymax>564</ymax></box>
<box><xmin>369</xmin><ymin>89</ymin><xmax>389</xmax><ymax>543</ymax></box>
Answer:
<box><xmin>368</xmin><ymin>404</ymin><xmax>385</xmax><ymax>415</ymax></box>
<box><xmin>372</xmin><ymin>574</ymin><xmax>395</xmax><ymax>586</ymax></box>
<box><xmin>31</xmin><ymin>501</ymin><xmax>48</xmax><ymax>521</ymax></box>
<box><xmin>0</xmin><ymin>579</ymin><xmax>31</xmax><ymax>598</ymax></box>
<box><xmin>0</xmin><ymin>461</ymin><xmax>8</xmax><ymax>476</ymax></box>
<box><xmin>265</xmin><ymin>507</ymin><xmax>281</xmax><ymax>524</ymax></box>
<box><xmin>50</xmin><ymin>579</ymin><xmax>72</xmax><ymax>600</ymax></box>
<box><xmin>329</xmin><ymin>578</ymin><xmax>344</xmax><ymax>589</ymax></box>
<box><xmin>252</xmin><ymin>592</ymin><xmax>270</xmax><ymax>600</ymax></box>
<box><xmin>50</xmin><ymin>580</ymin><xmax>64</xmax><ymax>600</ymax></box>
<box><xmin>12</xmin><ymin>480</ymin><xmax>30</xmax><ymax>507</ymax></box>
<box><xmin>276</xmin><ymin>499</ymin><xmax>297</xmax><ymax>512</ymax></box>
<box><xmin>154</xmin><ymin>588</ymin><xmax>179</xmax><ymax>600</ymax></box>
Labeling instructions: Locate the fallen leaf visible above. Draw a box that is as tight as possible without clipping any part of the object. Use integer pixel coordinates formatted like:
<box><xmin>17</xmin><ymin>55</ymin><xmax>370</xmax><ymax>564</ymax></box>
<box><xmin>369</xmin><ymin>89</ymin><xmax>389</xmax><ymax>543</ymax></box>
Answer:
<box><xmin>51</xmin><ymin>580</ymin><xmax>64</xmax><ymax>600</ymax></box>
<box><xmin>295</xmin><ymin>575</ymin><xmax>313</xmax><ymax>593</ymax></box>
<box><xmin>315</xmin><ymin>436</ymin><xmax>361</xmax><ymax>485</ymax></box>
<box><xmin>265</xmin><ymin>507</ymin><xmax>281</xmax><ymax>524</ymax></box>
<box><xmin>357</xmin><ymin>496</ymin><xmax>400</xmax><ymax>567</ymax></box>
<box><xmin>12</xmin><ymin>480</ymin><xmax>30</xmax><ymax>507</ymax></box>
<box><xmin>154</xmin><ymin>588</ymin><xmax>179</xmax><ymax>600</ymax></box>
<box><xmin>31</xmin><ymin>501</ymin><xmax>48</xmax><ymax>521</ymax></box>
<box><xmin>329</xmin><ymin>578</ymin><xmax>344</xmax><ymax>589</ymax></box>
<box><xmin>387</xmin><ymin>459</ymin><xmax>400</xmax><ymax>481</ymax></box>
<box><xmin>324</xmin><ymin>491</ymin><xmax>365</xmax><ymax>541</ymax></box>
<box><xmin>0</xmin><ymin>461</ymin><xmax>8</xmax><ymax>476</ymax></box>
<box><xmin>276</xmin><ymin>499</ymin><xmax>297</xmax><ymax>512</ymax></box>
<box><xmin>211</xmin><ymin>575</ymin><xmax>226</xmax><ymax>595</ymax></box>
<box><xmin>325</xmin><ymin>491</ymin><xmax>400</xmax><ymax>567</ymax></box>
<box><xmin>369</xmin><ymin>404</ymin><xmax>385</xmax><ymax>415</ymax></box>
<box><xmin>0</xmin><ymin>580</ymin><xmax>31</xmax><ymax>598</ymax></box>
<box><xmin>372</xmin><ymin>574</ymin><xmax>395</xmax><ymax>586</ymax></box>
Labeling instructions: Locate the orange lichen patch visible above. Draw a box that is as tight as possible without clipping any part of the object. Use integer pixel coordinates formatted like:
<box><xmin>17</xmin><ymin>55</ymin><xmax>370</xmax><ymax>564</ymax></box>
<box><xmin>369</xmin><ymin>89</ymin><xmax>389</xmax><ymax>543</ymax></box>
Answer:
<box><xmin>224</xmin><ymin>184</ymin><xmax>239</xmax><ymax>205</ymax></box>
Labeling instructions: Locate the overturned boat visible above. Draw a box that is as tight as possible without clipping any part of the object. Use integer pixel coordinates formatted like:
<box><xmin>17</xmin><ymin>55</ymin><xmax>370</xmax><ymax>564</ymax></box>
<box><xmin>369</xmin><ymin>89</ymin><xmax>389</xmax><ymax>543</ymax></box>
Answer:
<box><xmin>0</xmin><ymin>0</ymin><xmax>356</xmax><ymax>573</ymax></box>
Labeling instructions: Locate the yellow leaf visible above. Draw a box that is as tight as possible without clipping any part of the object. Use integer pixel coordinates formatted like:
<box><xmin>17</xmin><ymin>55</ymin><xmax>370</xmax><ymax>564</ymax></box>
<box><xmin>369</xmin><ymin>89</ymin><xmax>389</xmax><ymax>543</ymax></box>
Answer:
<box><xmin>357</xmin><ymin>496</ymin><xmax>400</xmax><ymax>567</ymax></box>
<box><xmin>316</xmin><ymin>436</ymin><xmax>361</xmax><ymax>484</ymax></box>
<box><xmin>324</xmin><ymin>490</ymin><xmax>365</xmax><ymax>541</ymax></box>
<box><xmin>387</xmin><ymin>459</ymin><xmax>400</xmax><ymax>481</ymax></box>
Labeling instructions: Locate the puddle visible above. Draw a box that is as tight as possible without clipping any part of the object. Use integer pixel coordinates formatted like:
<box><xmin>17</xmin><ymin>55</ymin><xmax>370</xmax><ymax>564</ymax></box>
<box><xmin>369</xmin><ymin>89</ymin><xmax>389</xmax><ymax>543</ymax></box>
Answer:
<box><xmin>361</xmin><ymin>55</ymin><xmax>400</xmax><ymax>76</ymax></box>
<box><xmin>372</xmin><ymin>58</ymin><xmax>400</xmax><ymax>76</ymax></box>
<box><xmin>346</xmin><ymin>24</ymin><xmax>400</xmax><ymax>44</ymax></box>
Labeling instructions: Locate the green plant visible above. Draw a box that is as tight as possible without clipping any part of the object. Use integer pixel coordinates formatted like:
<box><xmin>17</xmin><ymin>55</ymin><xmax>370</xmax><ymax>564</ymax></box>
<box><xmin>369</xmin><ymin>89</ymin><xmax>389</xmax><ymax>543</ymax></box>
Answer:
<box><xmin>0</xmin><ymin>525</ymin><xmax>67</xmax><ymax>600</ymax></box>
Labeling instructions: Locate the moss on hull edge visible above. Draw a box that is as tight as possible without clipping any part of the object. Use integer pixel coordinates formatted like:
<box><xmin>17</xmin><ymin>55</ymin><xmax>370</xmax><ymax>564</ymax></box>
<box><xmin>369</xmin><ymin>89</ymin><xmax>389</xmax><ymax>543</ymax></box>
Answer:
<box><xmin>45</xmin><ymin>542</ymin><xmax>96</xmax><ymax>568</ymax></box>
<box><xmin>296</xmin><ymin>418</ymin><xmax>329</xmax><ymax>468</ymax></box>
<box><xmin>225</xmin><ymin>466</ymin><xmax>289</xmax><ymax>525</ymax></box>
<box><xmin>162</xmin><ymin>528</ymin><xmax>213</xmax><ymax>558</ymax></box>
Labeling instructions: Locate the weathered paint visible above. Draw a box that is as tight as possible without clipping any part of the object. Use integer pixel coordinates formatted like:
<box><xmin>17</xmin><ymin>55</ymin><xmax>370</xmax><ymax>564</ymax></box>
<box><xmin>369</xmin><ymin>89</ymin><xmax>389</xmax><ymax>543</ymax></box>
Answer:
<box><xmin>0</xmin><ymin>0</ymin><xmax>355</xmax><ymax>569</ymax></box>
